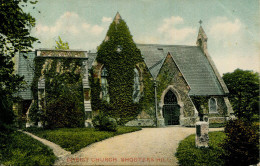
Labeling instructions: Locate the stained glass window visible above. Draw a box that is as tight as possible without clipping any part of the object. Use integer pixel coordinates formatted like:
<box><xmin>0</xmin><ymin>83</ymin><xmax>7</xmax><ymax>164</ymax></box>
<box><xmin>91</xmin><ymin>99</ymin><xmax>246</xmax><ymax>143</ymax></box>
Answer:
<box><xmin>101</xmin><ymin>67</ymin><xmax>109</xmax><ymax>102</ymax></box>
<box><xmin>209</xmin><ymin>98</ymin><xmax>217</xmax><ymax>113</ymax></box>
<box><xmin>133</xmin><ymin>68</ymin><xmax>141</xmax><ymax>102</ymax></box>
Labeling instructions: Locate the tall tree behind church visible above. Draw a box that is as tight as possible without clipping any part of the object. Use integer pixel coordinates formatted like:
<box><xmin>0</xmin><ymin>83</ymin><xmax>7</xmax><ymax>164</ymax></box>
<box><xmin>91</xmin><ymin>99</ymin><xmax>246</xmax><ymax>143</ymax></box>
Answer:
<box><xmin>96</xmin><ymin>13</ymin><xmax>143</xmax><ymax>124</ymax></box>
<box><xmin>55</xmin><ymin>36</ymin><xmax>69</xmax><ymax>50</ymax></box>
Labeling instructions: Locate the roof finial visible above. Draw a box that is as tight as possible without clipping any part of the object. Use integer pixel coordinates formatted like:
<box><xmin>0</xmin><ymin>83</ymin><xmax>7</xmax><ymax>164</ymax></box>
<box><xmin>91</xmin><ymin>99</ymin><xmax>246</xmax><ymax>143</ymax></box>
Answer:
<box><xmin>114</xmin><ymin>12</ymin><xmax>122</xmax><ymax>24</ymax></box>
<box><xmin>199</xmin><ymin>20</ymin><xmax>203</xmax><ymax>26</ymax></box>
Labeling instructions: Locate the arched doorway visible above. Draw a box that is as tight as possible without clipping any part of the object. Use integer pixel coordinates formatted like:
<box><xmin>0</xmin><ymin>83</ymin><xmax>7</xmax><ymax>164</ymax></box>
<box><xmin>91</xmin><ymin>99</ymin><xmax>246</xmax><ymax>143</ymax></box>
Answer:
<box><xmin>163</xmin><ymin>90</ymin><xmax>180</xmax><ymax>125</ymax></box>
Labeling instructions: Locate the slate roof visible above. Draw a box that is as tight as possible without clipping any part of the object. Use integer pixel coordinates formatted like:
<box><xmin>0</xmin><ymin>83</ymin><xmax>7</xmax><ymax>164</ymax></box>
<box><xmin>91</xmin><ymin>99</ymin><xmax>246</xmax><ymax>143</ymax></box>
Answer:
<box><xmin>136</xmin><ymin>44</ymin><xmax>166</xmax><ymax>78</ymax></box>
<box><xmin>136</xmin><ymin>44</ymin><xmax>226</xmax><ymax>96</ymax></box>
<box><xmin>18</xmin><ymin>52</ymin><xmax>35</xmax><ymax>100</ymax></box>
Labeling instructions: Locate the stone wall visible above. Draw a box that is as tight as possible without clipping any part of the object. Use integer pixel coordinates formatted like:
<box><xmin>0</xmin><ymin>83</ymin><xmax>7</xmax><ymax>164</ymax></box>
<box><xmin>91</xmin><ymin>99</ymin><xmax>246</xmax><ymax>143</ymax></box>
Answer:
<box><xmin>125</xmin><ymin>119</ymin><xmax>155</xmax><ymax>127</ymax></box>
<box><xmin>204</xmin><ymin>96</ymin><xmax>235</xmax><ymax>124</ymax></box>
<box><xmin>208</xmin><ymin>117</ymin><xmax>226</xmax><ymax>124</ymax></box>
<box><xmin>156</xmin><ymin>54</ymin><xmax>198</xmax><ymax>126</ymax></box>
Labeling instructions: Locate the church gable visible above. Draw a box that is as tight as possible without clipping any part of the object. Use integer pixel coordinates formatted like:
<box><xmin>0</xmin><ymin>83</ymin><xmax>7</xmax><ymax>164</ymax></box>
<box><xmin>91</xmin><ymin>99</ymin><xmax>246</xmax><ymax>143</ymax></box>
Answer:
<box><xmin>156</xmin><ymin>53</ymin><xmax>195</xmax><ymax>115</ymax></box>
<box><xmin>90</xmin><ymin>12</ymin><xmax>143</xmax><ymax>125</ymax></box>
<box><xmin>137</xmin><ymin>44</ymin><xmax>226</xmax><ymax>96</ymax></box>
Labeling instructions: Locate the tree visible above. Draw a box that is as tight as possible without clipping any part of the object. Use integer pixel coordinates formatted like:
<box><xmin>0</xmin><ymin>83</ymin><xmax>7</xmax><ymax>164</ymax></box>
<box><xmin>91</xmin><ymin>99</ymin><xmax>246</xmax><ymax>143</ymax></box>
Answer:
<box><xmin>0</xmin><ymin>0</ymin><xmax>37</xmax><ymax>126</ymax></box>
<box><xmin>95</xmin><ymin>13</ymin><xmax>143</xmax><ymax>124</ymax></box>
<box><xmin>223</xmin><ymin>69</ymin><xmax>259</xmax><ymax>121</ymax></box>
<box><xmin>55</xmin><ymin>36</ymin><xmax>69</xmax><ymax>50</ymax></box>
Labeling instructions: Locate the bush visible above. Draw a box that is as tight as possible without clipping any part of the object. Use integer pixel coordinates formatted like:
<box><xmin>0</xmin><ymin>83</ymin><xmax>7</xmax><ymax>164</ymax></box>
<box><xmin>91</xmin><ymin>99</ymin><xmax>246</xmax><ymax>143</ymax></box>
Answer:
<box><xmin>175</xmin><ymin>131</ymin><xmax>226</xmax><ymax>166</ymax></box>
<box><xmin>92</xmin><ymin>113</ymin><xmax>117</xmax><ymax>131</ymax></box>
<box><xmin>221</xmin><ymin>119</ymin><xmax>259</xmax><ymax>166</ymax></box>
<box><xmin>28</xmin><ymin>100</ymin><xmax>40</xmax><ymax>125</ymax></box>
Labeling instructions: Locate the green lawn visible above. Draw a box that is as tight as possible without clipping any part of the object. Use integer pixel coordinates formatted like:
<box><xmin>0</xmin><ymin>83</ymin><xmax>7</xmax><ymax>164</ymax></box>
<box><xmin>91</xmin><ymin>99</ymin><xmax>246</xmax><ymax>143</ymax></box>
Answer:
<box><xmin>25</xmin><ymin>126</ymin><xmax>141</xmax><ymax>153</ymax></box>
<box><xmin>0</xmin><ymin>131</ymin><xmax>56</xmax><ymax>166</ymax></box>
<box><xmin>175</xmin><ymin>131</ymin><xmax>226</xmax><ymax>166</ymax></box>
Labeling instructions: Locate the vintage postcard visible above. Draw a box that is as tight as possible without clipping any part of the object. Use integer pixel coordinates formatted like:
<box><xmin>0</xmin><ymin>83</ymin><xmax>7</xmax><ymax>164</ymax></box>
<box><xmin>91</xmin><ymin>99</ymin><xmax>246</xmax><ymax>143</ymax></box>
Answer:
<box><xmin>1</xmin><ymin>0</ymin><xmax>259</xmax><ymax>165</ymax></box>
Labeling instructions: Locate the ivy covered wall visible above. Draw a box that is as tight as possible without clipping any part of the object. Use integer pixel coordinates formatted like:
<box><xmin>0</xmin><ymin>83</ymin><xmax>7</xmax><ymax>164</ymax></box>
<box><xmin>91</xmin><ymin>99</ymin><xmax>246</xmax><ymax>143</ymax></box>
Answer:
<box><xmin>29</xmin><ymin>51</ymin><xmax>87</xmax><ymax>128</ymax></box>
<box><xmin>90</xmin><ymin>14</ymin><xmax>143</xmax><ymax>125</ymax></box>
<box><xmin>135</xmin><ymin>62</ymin><xmax>155</xmax><ymax>120</ymax></box>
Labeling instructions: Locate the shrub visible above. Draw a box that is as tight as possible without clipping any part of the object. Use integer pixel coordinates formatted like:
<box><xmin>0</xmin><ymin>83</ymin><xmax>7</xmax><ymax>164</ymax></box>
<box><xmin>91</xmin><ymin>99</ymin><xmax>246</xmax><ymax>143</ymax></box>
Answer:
<box><xmin>28</xmin><ymin>100</ymin><xmax>40</xmax><ymax>125</ymax></box>
<box><xmin>221</xmin><ymin>119</ymin><xmax>259</xmax><ymax>166</ymax></box>
<box><xmin>175</xmin><ymin>131</ymin><xmax>226</xmax><ymax>166</ymax></box>
<box><xmin>92</xmin><ymin>113</ymin><xmax>117</xmax><ymax>131</ymax></box>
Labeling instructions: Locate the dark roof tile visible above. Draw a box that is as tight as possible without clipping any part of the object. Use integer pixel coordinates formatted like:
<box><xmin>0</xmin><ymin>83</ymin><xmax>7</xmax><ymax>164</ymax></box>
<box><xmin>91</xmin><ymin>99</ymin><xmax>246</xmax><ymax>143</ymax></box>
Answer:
<box><xmin>136</xmin><ymin>44</ymin><xmax>225</xmax><ymax>96</ymax></box>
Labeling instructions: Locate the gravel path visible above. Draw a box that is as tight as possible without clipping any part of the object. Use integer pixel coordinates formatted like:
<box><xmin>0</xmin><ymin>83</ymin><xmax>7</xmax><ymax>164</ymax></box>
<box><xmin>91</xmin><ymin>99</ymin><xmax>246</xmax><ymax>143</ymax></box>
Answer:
<box><xmin>55</xmin><ymin>127</ymin><xmax>223</xmax><ymax>166</ymax></box>
<box><xmin>21</xmin><ymin>131</ymin><xmax>71</xmax><ymax>158</ymax></box>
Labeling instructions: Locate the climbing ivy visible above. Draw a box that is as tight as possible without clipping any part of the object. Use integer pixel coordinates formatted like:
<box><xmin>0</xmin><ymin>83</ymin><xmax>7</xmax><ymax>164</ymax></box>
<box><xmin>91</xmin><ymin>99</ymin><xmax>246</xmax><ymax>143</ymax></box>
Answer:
<box><xmin>30</xmin><ymin>56</ymin><xmax>85</xmax><ymax>128</ymax></box>
<box><xmin>95</xmin><ymin>16</ymin><xmax>143</xmax><ymax>125</ymax></box>
<box><xmin>88</xmin><ymin>68</ymin><xmax>102</xmax><ymax>112</ymax></box>
<box><xmin>137</xmin><ymin>63</ymin><xmax>156</xmax><ymax>122</ymax></box>
<box><xmin>29</xmin><ymin>57</ymin><xmax>46</xmax><ymax>124</ymax></box>
<box><xmin>190</xmin><ymin>96</ymin><xmax>210</xmax><ymax>118</ymax></box>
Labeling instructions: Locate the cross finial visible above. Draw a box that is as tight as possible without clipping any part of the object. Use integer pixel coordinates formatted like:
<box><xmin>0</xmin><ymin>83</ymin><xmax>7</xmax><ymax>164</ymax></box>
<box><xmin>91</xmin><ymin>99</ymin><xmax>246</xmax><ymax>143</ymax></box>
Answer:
<box><xmin>199</xmin><ymin>20</ymin><xmax>203</xmax><ymax>25</ymax></box>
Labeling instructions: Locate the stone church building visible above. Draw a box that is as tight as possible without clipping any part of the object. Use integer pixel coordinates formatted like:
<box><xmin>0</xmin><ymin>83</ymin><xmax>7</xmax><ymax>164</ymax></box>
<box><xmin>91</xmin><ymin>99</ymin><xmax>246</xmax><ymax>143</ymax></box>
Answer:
<box><xmin>15</xmin><ymin>13</ymin><xmax>233</xmax><ymax>127</ymax></box>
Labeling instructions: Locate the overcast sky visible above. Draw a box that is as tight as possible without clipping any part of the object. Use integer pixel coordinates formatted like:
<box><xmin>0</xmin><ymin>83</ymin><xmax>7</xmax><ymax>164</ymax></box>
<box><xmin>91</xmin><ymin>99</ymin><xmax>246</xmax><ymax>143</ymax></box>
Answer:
<box><xmin>24</xmin><ymin>0</ymin><xmax>259</xmax><ymax>75</ymax></box>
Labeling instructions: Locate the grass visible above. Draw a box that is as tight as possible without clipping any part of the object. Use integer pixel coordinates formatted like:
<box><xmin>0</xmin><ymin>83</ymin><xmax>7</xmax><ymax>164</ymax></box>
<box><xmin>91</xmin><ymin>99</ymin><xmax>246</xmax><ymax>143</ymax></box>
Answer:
<box><xmin>175</xmin><ymin>131</ymin><xmax>226</xmax><ymax>166</ymax></box>
<box><xmin>0</xmin><ymin>130</ymin><xmax>56</xmax><ymax>166</ymax></box>
<box><xmin>25</xmin><ymin>126</ymin><xmax>141</xmax><ymax>153</ymax></box>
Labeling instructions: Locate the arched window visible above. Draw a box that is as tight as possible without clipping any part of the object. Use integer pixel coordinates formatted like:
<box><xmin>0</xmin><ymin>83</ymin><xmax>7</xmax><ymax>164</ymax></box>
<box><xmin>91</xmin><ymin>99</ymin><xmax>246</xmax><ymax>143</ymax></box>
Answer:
<box><xmin>209</xmin><ymin>98</ymin><xmax>217</xmax><ymax>113</ymax></box>
<box><xmin>101</xmin><ymin>67</ymin><xmax>109</xmax><ymax>102</ymax></box>
<box><xmin>133</xmin><ymin>68</ymin><xmax>141</xmax><ymax>102</ymax></box>
<box><xmin>164</xmin><ymin>90</ymin><xmax>177</xmax><ymax>104</ymax></box>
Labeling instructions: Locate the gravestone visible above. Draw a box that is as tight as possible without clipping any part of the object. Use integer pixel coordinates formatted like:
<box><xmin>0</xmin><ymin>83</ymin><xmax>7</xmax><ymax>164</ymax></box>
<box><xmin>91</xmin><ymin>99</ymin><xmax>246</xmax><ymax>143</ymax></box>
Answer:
<box><xmin>195</xmin><ymin>121</ymin><xmax>209</xmax><ymax>147</ymax></box>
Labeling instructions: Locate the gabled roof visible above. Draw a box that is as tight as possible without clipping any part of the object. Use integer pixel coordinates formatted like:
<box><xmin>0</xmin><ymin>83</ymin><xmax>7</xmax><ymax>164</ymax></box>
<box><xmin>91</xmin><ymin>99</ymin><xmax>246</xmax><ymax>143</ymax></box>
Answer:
<box><xmin>18</xmin><ymin>51</ymin><xmax>36</xmax><ymax>100</ymax></box>
<box><xmin>136</xmin><ymin>44</ymin><xmax>226</xmax><ymax>96</ymax></box>
<box><xmin>136</xmin><ymin>44</ymin><xmax>166</xmax><ymax>78</ymax></box>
